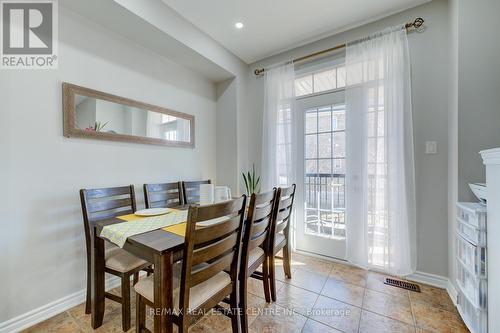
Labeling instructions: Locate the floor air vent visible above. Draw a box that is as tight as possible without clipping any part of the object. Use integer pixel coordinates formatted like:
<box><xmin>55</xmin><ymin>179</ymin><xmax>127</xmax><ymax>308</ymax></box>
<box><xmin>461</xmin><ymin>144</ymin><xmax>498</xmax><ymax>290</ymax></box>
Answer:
<box><xmin>384</xmin><ymin>278</ymin><xmax>421</xmax><ymax>292</ymax></box>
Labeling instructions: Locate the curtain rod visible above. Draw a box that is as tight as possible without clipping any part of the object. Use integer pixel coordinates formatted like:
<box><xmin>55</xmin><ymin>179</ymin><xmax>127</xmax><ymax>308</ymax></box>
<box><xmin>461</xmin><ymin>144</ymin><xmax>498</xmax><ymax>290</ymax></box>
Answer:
<box><xmin>254</xmin><ymin>17</ymin><xmax>424</xmax><ymax>76</ymax></box>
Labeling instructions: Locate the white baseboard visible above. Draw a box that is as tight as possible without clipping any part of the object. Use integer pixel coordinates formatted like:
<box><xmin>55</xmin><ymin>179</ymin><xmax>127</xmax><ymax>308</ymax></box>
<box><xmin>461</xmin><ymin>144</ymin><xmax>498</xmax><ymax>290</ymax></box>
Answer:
<box><xmin>0</xmin><ymin>276</ymin><xmax>121</xmax><ymax>333</ymax></box>
<box><xmin>446</xmin><ymin>280</ymin><xmax>459</xmax><ymax>306</ymax></box>
<box><xmin>407</xmin><ymin>271</ymin><xmax>458</xmax><ymax>306</ymax></box>
<box><xmin>407</xmin><ymin>270</ymin><xmax>449</xmax><ymax>289</ymax></box>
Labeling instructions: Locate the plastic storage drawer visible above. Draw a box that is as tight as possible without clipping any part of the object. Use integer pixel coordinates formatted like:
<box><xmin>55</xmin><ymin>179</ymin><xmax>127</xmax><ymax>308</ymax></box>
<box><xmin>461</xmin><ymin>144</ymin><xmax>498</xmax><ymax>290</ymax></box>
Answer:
<box><xmin>457</xmin><ymin>289</ymin><xmax>487</xmax><ymax>333</ymax></box>
<box><xmin>457</xmin><ymin>259</ymin><xmax>487</xmax><ymax>309</ymax></box>
<box><xmin>456</xmin><ymin>202</ymin><xmax>487</xmax><ymax>229</ymax></box>
<box><xmin>457</xmin><ymin>234</ymin><xmax>487</xmax><ymax>277</ymax></box>
<box><xmin>457</xmin><ymin>218</ymin><xmax>487</xmax><ymax>246</ymax></box>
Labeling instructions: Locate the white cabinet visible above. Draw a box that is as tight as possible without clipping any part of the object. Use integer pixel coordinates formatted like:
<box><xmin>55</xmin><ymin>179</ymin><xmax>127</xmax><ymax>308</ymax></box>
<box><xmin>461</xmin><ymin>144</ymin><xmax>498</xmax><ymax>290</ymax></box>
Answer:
<box><xmin>456</xmin><ymin>203</ymin><xmax>487</xmax><ymax>333</ymax></box>
<box><xmin>481</xmin><ymin>147</ymin><xmax>500</xmax><ymax>333</ymax></box>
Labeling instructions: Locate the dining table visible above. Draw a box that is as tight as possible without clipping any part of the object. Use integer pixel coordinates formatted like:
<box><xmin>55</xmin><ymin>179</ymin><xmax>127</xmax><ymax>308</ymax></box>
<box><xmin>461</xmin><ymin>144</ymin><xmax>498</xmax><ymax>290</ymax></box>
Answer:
<box><xmin>91</xmin><ymin>205</ymin><xmax>190</xmax><ymax>333</ymax></box>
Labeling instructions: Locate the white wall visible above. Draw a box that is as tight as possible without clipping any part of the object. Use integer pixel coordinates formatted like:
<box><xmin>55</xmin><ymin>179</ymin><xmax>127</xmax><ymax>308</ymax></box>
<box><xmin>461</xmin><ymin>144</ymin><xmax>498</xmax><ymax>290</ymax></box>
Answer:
<box><xmin>0</xmin><ymin>7</ymin><xmax>217</xmax><ymax>323</ymax></box>
<box><xmin>245</xmin><ymin>0</ymin><xmax>451</xmax><ymax>277</ymax></box>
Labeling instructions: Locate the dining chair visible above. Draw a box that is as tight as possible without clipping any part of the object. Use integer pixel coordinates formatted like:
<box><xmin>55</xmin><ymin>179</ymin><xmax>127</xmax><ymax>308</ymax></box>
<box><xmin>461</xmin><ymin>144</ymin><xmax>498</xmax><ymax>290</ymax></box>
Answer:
<box><xmin>268</xmin><ymin>184</ymin><xmax>296</xmax><ymax>302</ymax></box>
<box><xmin>239</xmin><ymin>189</ymin><xmax>277</xmax><ymax>333</ymax></box>
<box><xmin>143</xmin><ymin>181</ymin><xmax>183</xmax><ymax>208</ymax></box>
<box><xmin>80</xmin><ymin>185</ymin><xmax>151</xmax><ymax>331</ymax></box>
<box><xmin>181</xmin><ymin>179</ymin><xmax>211</xmax><ymax>204</ymax></box>
<box><xmin>134</xmin><ymin>196</ymin><xmax>247</xmax><ymax>333</ymax></box>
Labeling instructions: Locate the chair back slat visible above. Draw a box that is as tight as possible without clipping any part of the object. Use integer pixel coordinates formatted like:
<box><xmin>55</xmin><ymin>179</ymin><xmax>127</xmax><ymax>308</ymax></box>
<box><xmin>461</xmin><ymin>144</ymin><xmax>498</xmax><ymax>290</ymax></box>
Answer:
<box><xmin>275</xmin><ymin>220</ymin><xmax>287</xmax><ymax>234</ymax></box>
<box><xmin>252</xmin><ymin>204</ymin><xmax>274</xmax><ymax>222</ymax></box>
<box><xmin>276</xmin><ymin>206</ymin><xmax>292</xmax><ymax>222</ymax></box>
<box><xmin>191</xmin><ymin>232</ymin><xmax>238</xmax><ymax>266</ymax></box>
<box><xmin>144</xmin><ymin>182</ymin><xmax>182</xmax><ymax>208</ymax></box>
<box><xmin>90</xmin><ymin>208</ymin><xmax>134</xmax><ymax>221</ymax></box>
<box><xmin>194</xmin><ymin>215</ymin><xmax>241</xmax><ymax>245</ymax></box>
<box><xmin>248</xmin><ymin>229</ymin><xmax>268</xmax><ymax>251</ymax></box>
<box><xmin>86</xmin><ymin>197</ymin><xmax>133</xmax><ymax>213</ymax></box>
<box><xmin>240</xmin><ymin>189</ymin><xmax>277</xmax><ymax>275</ymax></box>
<box><xmin>178</xmin><ymin>196</ymin><xmax>246</xmax><ymax>313</ymax></box>
<box><xmin>190</xmin><ymin>252</ymin><xmax>234</xmax><ymax>287</ymax></box>
<box><xmin>181</xmin><ymin>180</ymin><xmax>211</xmax><ymax>204</ymax></box>
<box><xmin>249</xmin><ymin>216</ymin><xmax>271</xmax><ymax>240</ymax></box>
<box><xmin>279</xmin><ymin>185</ymin><xmax>295</xmax><ymax>198</ymax></box>
<box><xmin>278</xmin><ymin>196</ymin><xmax>293</xmax><ymax>212</ymax></box>
<box><xmin>84</xmin><ymin>186</ymin><xmax>131</xmax><ymax>199</ymax></box>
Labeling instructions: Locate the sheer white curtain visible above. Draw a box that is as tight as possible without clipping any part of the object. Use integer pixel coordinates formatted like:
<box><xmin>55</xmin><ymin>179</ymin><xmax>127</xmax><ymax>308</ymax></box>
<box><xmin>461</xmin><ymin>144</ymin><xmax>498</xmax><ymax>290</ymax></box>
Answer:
<box><xmin>345</xmin><ymin>26</ymin><xmax>416</xmax><ymax>276</ymax></box>
<box><xmin>261</xmin><ymin>63</ymin><xmax>297</xmax><ymax>190</ymax></box>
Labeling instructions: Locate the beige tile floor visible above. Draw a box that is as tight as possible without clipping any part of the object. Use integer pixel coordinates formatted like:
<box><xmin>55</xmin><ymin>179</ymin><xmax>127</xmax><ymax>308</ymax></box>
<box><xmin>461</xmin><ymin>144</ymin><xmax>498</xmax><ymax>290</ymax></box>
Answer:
<box><xmin>22</xmin><ymin>252</ymin><xmax>469</xmax><ymax>333</ymax></box>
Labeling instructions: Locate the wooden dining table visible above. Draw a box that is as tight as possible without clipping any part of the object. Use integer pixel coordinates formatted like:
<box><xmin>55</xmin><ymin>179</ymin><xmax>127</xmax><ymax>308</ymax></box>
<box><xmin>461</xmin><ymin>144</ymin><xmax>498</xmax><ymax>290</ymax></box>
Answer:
<box><xmin>91</xmin><ymin>205</ymin><xmax>190</xmax><ymax>333</ymax></box>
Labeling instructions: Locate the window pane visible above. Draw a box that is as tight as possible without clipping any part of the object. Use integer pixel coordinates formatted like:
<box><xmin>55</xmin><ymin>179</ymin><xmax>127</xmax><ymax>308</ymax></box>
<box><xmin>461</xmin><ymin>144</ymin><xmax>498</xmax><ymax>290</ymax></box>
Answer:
<box><xmin>319</xmin><ymin>159</ymin><xmax>332</xmax><ymax>174</ymax></box>
<box><xmin>332</xmin><ymin>132</ymin><xmax>345</xmax><ymax>158</ymax></box>
<box><xmin>295</xmin><ymin>75</ymin><xmax>313</xmax><ymax>96</ymax></box>
<box><xmin>332</xmin><ymin>158</ymin><xmax>346</xmax><ymax>174</ymax></box>
<box><xmin>332</xmin><ymin>107</ymin><xmax>345</xmax><ymax>131</ymax></box>
<box><xmin>313</xmin><ymin>69</ymin><xmax>335</xmax><ymax>93</ymax></box>
<box><xmin>318</xmin><ymin>133</ymin><xmax>332</xmax><ymax>158</ymax></box>
<box><xmin>305</xmin><ymin>109</ymin><xmax>317</xmax><ymax>134</ymax></box>
<box><xmin>305</xmin><ymin>135</ymin><xmax>317</xmax><ymax>159</ymax></box>
<box><xmin>318</xmin><ymin>107</ymin><xmax>331</xmax><ymax>132</ymax></box>
<box><xmin>306</xmin><ymin>159</ymin><xmax>317</xmax><ymax>174</ymax></box>
<box><xmin>337</xmin><ymin>66</ymin><xmax>346</xmax><ymax>87</ymax></box>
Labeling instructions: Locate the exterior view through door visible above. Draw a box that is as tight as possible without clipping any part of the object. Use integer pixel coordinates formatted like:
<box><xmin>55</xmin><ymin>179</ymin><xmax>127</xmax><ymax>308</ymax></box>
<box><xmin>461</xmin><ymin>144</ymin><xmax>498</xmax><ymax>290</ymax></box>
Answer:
<box><xmin>295</xmin><ymin>85</ymin><xmax>347</xmax><ymax>260</ymax></box>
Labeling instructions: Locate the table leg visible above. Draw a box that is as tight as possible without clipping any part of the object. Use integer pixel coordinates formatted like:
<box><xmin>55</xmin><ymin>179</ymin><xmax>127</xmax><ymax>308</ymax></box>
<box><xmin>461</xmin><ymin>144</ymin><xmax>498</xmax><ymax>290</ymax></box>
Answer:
<box><xmin>91</xmin><ymin>229</ymin><xmax>105</xmax><ymax>328</ymax></box>
<box><xmin>154</xmin><ymin>252</ymin><xmax>174</xmax><ymax>333</ymax></box>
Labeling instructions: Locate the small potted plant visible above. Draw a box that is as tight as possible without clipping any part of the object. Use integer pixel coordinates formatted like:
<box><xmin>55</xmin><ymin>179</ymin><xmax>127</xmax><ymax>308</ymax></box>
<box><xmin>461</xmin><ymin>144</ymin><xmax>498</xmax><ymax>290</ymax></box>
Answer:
<box><xmin>242</xmin><ymin>164</ymin><xmax>261</xmax><ymax>196</ymax></box>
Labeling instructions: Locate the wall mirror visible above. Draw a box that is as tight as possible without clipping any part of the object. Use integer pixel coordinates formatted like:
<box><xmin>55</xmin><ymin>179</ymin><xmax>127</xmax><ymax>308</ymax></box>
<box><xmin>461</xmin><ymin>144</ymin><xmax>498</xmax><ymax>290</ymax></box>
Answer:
<box><xmin>63</xmin><ymin>83</ymin><xmax>195</xmax><ymax>147</ymax></box>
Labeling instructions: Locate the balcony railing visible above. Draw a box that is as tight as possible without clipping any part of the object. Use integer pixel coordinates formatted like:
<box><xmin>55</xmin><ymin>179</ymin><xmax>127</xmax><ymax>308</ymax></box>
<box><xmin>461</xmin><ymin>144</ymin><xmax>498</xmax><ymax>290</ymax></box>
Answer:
<box><xmin>304</xmin><ymin>173</ymin><xmax>346</xmax><ymax>239</ymax></box>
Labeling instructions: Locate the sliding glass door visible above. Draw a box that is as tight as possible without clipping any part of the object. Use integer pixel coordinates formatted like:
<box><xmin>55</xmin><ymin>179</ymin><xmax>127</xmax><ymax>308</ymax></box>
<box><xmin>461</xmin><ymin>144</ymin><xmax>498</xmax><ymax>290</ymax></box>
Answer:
<box><xmin>295</xmin><ymin>90</ymin><xmax>346</xmax><ymax>259</ymax></box>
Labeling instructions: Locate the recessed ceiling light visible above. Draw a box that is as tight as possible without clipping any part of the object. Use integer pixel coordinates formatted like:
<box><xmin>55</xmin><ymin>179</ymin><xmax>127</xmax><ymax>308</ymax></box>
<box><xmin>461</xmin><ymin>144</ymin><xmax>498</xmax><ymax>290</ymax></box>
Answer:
<box><xmin>234</xmin><ymin>22</ymin><xmax>244</xmax><ymax>29</ymax></box>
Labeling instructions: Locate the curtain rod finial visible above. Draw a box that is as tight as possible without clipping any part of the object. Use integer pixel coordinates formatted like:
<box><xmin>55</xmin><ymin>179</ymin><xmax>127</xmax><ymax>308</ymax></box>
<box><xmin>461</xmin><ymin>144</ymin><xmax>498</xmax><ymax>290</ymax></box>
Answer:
<box><xmin>254</xmin><ymin>68</ymin><xmax>265</xmax><ymax>76</ymax></box>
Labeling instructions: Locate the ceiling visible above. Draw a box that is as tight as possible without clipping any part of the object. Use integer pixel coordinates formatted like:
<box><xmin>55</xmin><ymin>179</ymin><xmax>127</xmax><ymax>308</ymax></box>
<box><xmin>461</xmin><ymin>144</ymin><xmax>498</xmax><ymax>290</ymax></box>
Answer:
<box><xmin>162</xmin><ymin>0</ymin><xmax>430</xmax><ymax>64</ymax></box>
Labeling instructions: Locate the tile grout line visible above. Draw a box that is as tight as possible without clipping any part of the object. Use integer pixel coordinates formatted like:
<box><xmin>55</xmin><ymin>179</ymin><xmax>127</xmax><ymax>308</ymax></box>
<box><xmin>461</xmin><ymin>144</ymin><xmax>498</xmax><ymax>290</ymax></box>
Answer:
<box><xmin>408</xmin><ymin>290</ymin><xmax>418</xmax><ymax>330</ymax></box>
<box><xmin>64</xmin><ymin>309</ymin><xmax>85</xmax><ymax>333</ymax></box>
<box><xmin>357</xmin><ymin>288</ymin><xmax>367</xmax><ymax>333</ymax></box>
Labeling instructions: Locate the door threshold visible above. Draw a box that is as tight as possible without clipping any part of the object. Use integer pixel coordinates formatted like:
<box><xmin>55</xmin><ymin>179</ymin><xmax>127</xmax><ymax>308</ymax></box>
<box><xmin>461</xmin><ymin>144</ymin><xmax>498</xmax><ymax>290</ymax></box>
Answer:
<box><xmin>294</xmin><ymin>248</ymin><xmax>347</xmax><ymax>264</ymax></box>
<box><xmin>294</xmin><ymin>249</ymin><xmax>367</xmax><ymax>271</ymax></box>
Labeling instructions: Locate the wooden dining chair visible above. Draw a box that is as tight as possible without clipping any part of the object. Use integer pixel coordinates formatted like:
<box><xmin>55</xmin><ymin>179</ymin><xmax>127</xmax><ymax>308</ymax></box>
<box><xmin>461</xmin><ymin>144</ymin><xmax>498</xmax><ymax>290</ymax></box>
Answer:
<box><xmin>134</xmin><ymin>196</ymin><xmax>247</xmax><ymax>333</ymax></box>
<box><xmin>239</xmin><ymin>189</ymin><xmax>277</xmax><ymax>333</ymax></box>
<box><xmin>80</xmin><ymin>185</ymin><xmax>151</xmax><ymax>331</ymax></box>
<box><xmin>181</xmin><ymin>180</ymin><xmax>211</xmax><ymax>204</ymax></box>
<box><xmin>143</xmin><ymin>182</ymin><xmax>183</xmax><ymax>208</ymax></box>
<box><xmin>268</xmin><ymin>184</ymin><xmax>296</xmax><ymax>302</ymax></box>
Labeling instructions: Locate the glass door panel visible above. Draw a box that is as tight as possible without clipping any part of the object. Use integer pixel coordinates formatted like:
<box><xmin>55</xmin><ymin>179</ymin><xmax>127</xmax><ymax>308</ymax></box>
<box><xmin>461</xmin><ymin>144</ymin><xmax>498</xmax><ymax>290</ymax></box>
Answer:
<box><xmin>296</xmin><ymin>91</ymin><xmax>346</xmax><ymax>259</ymax></box>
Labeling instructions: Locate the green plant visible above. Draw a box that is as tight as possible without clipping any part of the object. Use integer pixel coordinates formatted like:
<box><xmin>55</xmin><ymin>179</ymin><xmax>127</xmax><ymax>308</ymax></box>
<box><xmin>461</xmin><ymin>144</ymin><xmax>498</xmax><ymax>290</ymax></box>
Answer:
<box><xmin>242</xmin><ymin>164</ymin><xmax>261</xmax><ymax>195</ymax></box>
<box><xmin>93</xmin><ymin>121</ymin><xmax>108</xmax><ymax>132</ymax></box>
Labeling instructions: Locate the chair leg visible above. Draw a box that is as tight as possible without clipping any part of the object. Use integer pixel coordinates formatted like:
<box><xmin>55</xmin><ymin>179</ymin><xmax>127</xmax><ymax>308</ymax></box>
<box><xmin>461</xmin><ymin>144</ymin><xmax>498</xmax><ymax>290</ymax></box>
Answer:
<box><xmin>85</xmin><ymin>262</ymin><xmax>92</xmax><ymax>314</ymax></box>
<box><xmin>262</xmin><ymin>257</ymin><xmax>271</xmax><ymax>303</ymax></box>
<box><xmin>136</xmin><ymin>295</ymin><xmax>145</xmax><ymax>333</ymax></box>
<box><xmin>121</xmin><ymin>275</ymin><xmax>131</xmax><ymax>331</ymax></box>
<box><xmin>269</xmin><ymin>255</ymin><xmax>277</xmax><ymax>302</ymax></box>
<box><xmin>230</xmin><ymin>289</ymin><xmax>240</xmax><ymax>333</ymax></box>
<box><xmin>133</xmin><ymin>272</ymin><xmax>139</xmax><ymax>285</ymax></box>
<box><xmin>282</xmin><ymin>243</ymin><xmax>292</xmax><ymax>279</ymax></box>
<box><xmin>239</xmin><ymin>276</ymin><xmax>248</xmax><ymax>333</ymax></box>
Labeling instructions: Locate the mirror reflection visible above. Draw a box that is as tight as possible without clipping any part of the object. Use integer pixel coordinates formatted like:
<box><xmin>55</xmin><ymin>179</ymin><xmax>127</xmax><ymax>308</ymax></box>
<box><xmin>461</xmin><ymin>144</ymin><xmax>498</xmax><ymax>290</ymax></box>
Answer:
<box><xmin>74</xmin><ymin>95</ymin><xmax>191</xmax><ymax>143</ymax></box>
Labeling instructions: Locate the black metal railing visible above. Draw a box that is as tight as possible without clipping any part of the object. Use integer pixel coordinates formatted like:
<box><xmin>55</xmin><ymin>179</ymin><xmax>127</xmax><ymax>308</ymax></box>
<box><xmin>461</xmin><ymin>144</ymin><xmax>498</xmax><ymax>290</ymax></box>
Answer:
<box><xmin>304</xmin><ymin>173</ymin><xmax>346</xmax><ymax>238</ymax></box>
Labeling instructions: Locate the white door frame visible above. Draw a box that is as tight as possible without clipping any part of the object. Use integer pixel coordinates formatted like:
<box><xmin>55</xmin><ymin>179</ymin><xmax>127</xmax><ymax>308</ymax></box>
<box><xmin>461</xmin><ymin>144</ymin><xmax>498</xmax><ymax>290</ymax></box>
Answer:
<box><xmin>294</xmin><ymin>89</ymin><xmax>347</xmax><ymax>260</ymax></box>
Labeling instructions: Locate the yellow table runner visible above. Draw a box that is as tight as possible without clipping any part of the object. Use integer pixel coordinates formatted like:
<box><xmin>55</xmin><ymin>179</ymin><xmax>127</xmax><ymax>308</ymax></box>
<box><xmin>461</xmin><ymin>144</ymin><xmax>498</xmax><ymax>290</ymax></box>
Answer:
<box><xmin>100</xmin><ymin>210</ymin><xmax>188</xmax><ymax>247</ymax></box>
<box><xmin>117</xmin><ymin>214</ymin><xmax>188</xmax><ymax>237</ymax></box>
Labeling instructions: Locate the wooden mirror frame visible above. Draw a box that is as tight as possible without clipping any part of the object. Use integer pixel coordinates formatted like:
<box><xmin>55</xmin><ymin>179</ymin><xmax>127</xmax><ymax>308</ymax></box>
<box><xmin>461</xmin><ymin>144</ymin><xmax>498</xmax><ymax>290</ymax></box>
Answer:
<box><xmin>62</xmin><ymin>82</ymin><xmax>195</xmax><ymax>148</ymax></box>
